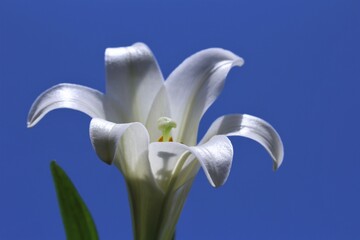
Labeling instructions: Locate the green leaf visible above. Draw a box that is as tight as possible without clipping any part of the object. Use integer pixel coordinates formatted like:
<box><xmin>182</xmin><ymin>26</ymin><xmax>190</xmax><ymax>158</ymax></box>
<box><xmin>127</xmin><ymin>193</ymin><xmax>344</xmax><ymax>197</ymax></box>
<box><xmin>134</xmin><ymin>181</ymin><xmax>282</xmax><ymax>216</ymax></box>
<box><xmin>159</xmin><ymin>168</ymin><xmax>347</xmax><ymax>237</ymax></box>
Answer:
<box><xmin>50</xmin><ymin>161</ymin><xmax>99</xmax><ymax>240</ymax></box>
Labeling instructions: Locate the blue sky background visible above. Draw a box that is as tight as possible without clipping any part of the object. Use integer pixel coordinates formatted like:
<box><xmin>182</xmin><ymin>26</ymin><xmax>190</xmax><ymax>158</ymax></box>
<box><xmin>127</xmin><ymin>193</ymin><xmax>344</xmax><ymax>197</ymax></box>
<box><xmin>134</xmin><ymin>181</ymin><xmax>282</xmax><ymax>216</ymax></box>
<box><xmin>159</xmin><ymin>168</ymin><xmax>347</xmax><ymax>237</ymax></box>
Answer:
<box><xmin>1</xmin><ymin>0</ymin><xmax>359</xmax><ymax>239</ymax></box>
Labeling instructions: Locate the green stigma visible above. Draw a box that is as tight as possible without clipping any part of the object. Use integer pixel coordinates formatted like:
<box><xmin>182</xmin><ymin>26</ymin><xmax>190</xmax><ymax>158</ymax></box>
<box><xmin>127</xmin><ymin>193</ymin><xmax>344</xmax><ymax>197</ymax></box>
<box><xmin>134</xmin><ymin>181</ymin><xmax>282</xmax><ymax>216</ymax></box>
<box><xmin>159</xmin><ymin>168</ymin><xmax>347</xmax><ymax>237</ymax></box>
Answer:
<box><xmin>157</xmin><ymin>117</ymin><xmax>177</xmax><ymax>142</ymax></box>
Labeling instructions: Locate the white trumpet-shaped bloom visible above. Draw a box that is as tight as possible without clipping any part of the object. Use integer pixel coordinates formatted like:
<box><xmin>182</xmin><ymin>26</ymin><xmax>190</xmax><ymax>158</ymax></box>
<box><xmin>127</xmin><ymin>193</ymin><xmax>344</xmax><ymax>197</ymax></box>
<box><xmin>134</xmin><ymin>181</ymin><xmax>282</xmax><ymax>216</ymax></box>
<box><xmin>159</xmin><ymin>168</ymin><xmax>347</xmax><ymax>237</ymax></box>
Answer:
<box><xmin>28</xmin><ymin>43</ymin><xmax>284</xmax><ymax>240</ymax></box>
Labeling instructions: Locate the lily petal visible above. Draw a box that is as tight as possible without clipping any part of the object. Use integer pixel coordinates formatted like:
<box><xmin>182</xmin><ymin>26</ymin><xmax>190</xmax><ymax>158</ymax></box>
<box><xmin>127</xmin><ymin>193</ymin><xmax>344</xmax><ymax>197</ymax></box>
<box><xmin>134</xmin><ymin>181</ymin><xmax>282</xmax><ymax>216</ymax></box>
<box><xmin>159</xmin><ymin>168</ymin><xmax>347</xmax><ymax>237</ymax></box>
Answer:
<box><xmin>200</xmin><ymin>114</ymin><xmax>284</xmax><ymax>170</ymax></box>
<box><xmin>165</xmin><ymin>48</ymin><xmax>244</xmax><ymax>145</ymax></box>
<box><xmin>189</xmin><ymin>135</ymin><xmax>233</xmax><ymax>187</ymax></box>
<box><xmin>27</xmin><ymin>83</ymin><xmax>105</xmax><ymax>128</ymax></box>
<box><xmin>105</xmin><ymin>42</ymin><xmax>165</xmax><ymax>124</ymax></box>
<box><xmin>89</xmin><ymin>118</ymin><xmax>155</xmax><ymax>181</ymax></box>
<box><xmin>149</xmin><ymin>135</ymin><xmax>233</xmax><ymax>188</ymax></box>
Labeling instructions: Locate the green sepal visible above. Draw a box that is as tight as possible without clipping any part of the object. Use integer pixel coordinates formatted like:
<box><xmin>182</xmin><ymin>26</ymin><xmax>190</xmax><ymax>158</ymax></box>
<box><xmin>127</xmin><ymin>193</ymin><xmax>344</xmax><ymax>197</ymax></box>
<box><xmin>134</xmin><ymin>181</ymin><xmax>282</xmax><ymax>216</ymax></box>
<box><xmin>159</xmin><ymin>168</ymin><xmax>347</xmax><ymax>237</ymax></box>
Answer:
<box><xmin>50</xmin><ymin>161</ymin><xmax>99</xmax><ymax>240</ymax></box>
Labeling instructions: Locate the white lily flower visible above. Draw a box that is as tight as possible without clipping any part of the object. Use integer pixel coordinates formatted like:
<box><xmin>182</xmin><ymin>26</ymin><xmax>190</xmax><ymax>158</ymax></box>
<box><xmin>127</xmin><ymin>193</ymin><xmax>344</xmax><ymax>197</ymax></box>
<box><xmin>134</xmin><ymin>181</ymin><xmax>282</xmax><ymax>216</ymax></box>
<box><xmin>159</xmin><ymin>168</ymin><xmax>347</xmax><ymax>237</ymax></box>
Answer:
<box><xmin>28</xmin><ymin>43</ymin><xmax>284</xmax><ymax>240</ymax></box>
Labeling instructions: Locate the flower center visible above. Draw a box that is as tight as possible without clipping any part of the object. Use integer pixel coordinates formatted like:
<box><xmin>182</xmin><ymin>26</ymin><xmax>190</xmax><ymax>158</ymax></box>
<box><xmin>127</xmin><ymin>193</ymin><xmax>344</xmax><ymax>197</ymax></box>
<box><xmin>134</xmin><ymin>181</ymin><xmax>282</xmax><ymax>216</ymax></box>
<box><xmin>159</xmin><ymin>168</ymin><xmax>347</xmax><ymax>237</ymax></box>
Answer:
<box><xmin>157</xmin><ymin>117</ymin><xmax>177</xmax><ymax>142</ymax></box>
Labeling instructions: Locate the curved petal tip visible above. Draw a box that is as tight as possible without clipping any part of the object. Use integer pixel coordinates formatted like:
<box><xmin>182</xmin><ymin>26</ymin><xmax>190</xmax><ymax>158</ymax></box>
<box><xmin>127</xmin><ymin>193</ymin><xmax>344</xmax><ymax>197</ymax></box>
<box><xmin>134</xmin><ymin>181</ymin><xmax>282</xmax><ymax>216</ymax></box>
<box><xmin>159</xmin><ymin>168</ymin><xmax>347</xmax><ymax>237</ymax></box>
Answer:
<box><xmin>27</xmin><ymin>83</ymin><xmax>105</xmax><ymax>128</ymax></box>
<box><xmin>272</xmin><ymin>140</ymin><xmax>284</xmax><ymax>171</ymax></box>
<box><xmin>201</xmin><ymin>114</ymin><xmax>284</xmax><ymax>172</ymax></box>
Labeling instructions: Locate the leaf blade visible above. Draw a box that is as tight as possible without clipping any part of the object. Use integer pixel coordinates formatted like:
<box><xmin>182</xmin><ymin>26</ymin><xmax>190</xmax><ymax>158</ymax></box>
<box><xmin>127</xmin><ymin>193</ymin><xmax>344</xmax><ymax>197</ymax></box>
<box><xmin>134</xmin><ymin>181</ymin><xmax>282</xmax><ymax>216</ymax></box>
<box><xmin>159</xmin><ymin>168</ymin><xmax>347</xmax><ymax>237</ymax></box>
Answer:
<box><xmin>50</xmin><ymin>161</ymin><xmax>99</xmax><ymax>240</ymax></box>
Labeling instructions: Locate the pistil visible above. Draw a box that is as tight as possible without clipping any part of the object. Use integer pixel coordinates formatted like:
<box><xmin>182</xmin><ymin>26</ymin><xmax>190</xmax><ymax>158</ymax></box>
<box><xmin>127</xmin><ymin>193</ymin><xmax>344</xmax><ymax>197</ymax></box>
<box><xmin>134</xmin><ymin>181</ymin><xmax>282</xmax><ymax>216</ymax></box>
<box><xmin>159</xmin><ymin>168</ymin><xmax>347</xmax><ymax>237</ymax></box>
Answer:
<box><xmin>157</xmin><ymin>117</ymin><xmax>177</xmax><ymax>142</ymax></box>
